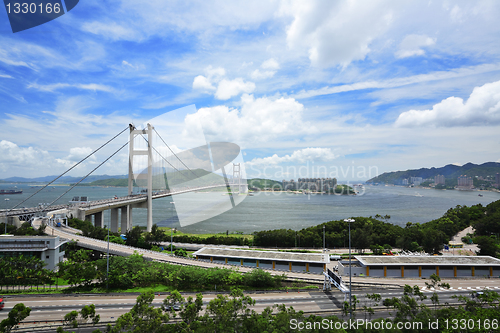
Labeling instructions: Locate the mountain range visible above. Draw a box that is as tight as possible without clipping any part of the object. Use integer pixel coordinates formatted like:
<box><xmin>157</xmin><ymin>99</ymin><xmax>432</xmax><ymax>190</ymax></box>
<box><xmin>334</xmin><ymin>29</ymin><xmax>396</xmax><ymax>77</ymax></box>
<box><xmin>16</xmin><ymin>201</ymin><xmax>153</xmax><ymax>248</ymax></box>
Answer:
<box><xmin>367</xmin><ymin>162</ymin><xmax>500</xmax><ymax>184</ymax></box>
<box><xmin>1</xmin><ymin>174</ymin><xmax>128</xmax><ymax>183</ymax></box>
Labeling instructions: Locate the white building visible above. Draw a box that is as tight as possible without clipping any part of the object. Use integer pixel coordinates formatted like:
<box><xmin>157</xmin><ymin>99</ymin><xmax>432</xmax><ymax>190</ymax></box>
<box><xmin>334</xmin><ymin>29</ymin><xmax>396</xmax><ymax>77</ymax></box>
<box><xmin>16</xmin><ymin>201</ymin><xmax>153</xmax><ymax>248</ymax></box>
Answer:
<box><xmin>0</xmin><ymin>235</ymin><xmax>66</xmax><ymax>270</ymax></box>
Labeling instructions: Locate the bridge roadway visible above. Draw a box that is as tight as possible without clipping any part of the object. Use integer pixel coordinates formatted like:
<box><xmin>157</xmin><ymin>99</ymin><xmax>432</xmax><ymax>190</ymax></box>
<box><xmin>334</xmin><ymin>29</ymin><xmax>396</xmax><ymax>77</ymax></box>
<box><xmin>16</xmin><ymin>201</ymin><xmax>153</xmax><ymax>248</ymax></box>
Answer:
<box><xmin>0</xmin><ymin>183</ymin><xmax>235</xmax><ymax>220</ymax></box>
<box><xmin>46</xmin><ymin>224</ymin><xmax>326</xmax><ymax>282</ymax></box>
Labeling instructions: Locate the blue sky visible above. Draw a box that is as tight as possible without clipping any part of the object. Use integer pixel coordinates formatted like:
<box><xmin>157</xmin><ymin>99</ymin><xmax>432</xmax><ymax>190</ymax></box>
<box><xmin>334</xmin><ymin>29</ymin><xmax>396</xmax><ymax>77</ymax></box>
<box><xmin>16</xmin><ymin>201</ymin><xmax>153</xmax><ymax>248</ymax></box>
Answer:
<box><xmin>1</xmin><ymin>0</ymin><xmax>500</xmax><ymax>181</ymax></box>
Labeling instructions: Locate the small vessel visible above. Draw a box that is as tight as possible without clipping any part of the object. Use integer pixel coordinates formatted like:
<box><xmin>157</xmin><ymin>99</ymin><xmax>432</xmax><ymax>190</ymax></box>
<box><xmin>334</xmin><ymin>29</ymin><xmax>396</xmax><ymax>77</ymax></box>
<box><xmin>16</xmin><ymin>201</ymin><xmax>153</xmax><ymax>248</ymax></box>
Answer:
<box><xmin>415</xmin><ymin>192</ymin><xmax>423</xmax><ymax>197</ymax></box>
<box><xmin>478</xmin><ymin>193</ymin><xmax>483</xmax><ymax>197</ymax></box>
<box><xmin>4</xmin><ymin>198</ymin><xmax>9</xmax><ymax>201</ymax></box>
<box><xmin>0</xmin><ymin>189</ymin><xmax>22</xmax><ymax>195</ymax></box>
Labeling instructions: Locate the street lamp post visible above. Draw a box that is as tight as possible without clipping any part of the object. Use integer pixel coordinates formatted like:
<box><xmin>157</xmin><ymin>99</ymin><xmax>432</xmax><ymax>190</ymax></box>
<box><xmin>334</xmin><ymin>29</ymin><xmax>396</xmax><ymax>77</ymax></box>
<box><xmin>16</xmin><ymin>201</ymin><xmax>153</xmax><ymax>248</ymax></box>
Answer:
<box><xmin>323</xmin><ymin>225</ymin><xmax>326</xmax><ymax>253</ymax></box>
<box><xmin>344</xmin><ymin>218</ymin><xmax>355</xmax><ymax>320</ymax></box>
<box><xmin>170</xmin><ymin>202</ymin><xmax>174</xmax><ymax>255</ymax></box>
<box><xmin>106</xmin><ymin>218</ymin><xmax>110</xmax><ymax>290</ymax></box>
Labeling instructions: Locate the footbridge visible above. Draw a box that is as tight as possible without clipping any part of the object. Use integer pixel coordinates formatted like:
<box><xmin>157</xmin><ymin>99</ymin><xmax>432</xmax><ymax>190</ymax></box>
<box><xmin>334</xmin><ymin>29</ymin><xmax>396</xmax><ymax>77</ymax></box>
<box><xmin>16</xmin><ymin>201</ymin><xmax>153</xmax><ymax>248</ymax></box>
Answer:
<box><xmin>1</xmin><ymin>123</ymin><xmax>247</xmax><ymax>232</ymax></box>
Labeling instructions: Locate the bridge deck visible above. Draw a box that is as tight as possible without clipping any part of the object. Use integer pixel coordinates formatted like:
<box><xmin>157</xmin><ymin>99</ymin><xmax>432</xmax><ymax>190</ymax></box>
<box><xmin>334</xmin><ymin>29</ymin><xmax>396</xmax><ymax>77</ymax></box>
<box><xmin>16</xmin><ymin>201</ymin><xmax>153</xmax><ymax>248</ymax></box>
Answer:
<box><xmin>1</xmin><ymin>183</ymin><xmax>242</xmax><ymax>218</ymax></box>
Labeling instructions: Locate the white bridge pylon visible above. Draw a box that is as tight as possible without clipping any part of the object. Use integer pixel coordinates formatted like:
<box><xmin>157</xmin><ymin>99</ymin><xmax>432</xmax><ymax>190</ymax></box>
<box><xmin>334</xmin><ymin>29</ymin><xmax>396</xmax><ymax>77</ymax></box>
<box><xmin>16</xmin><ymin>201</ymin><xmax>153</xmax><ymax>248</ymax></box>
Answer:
<box><xmin>128</xmin><ymin>123</ymin><xmax>154</xmax><ymax>232</ymax></box>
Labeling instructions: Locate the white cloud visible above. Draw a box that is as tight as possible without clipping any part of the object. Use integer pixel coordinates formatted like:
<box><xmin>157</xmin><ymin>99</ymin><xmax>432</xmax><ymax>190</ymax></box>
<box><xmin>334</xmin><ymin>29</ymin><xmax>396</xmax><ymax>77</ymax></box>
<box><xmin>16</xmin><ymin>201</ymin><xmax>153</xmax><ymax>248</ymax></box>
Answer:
<box><xmin>0</xmin><ymin>140</ymin><xmax>52</xmax><ymax>173</ymax></box>
<box><xmin>27</xmin><ymin>83</ymin><xmax>117</xmax><ymax>93</ymax></box>
<box><xmin>0</xmin><ymin>73</ymin><xmax>13</xmax><ymax>79</ymax></box>
<box><xmin>251</xmin><ymin>58</ymin><xmax>280</xmax><ymax>80</ymax></box>
<box><xmin>56</xmin><ymin>147</ymin><xmax>96</xmax><ymax>168</ymax></box>
<box><xmin>261</xmin><ymin>58</ymin><xmax>280</xmax><ymax>70</ymax></box>
<box><xmin>395</xmin><ymin>34</ymin><xmax>436</xmax><ymax>58</ymax></box>
<box><xmin>192</xmin><ymin>75</ymin><xmax>215</xmax><ymax>91</ymax></box>
<box><xmin>280</xmin><ymin>0</ymin><xmax>393</xmax><ymax>67</ymax></box>
<box><xmin>293</xmin><ymin>63</ymin><xmax>500</xmax><ymax>99</ymax></box>
<box><xmin>192</xmin><ymin>66</ymin><xmax>226</xmax><ymax>92</ymax></box>
<box><xmin>205</xmin><ymin>66</ymin><xmax>226</xmax><ymax>80</ymax></box>
<box><xmin>395</xmin><ymin>80</ymin><xmax>500</xmax><ymax>127</ymax></box>
<box><xmin>81</xmin><ymin>21</ymin><xmax>141</xmax><ymax>41</ymax></box>
<box><xmin>121</xmin><ymin>60</ymin><xmax>140</xmax><ymax>70</ymax></box>
<box><xmin>215</xmin><ymin>78</ymin><xmax>255</xmax><ymax>100</ymax></box>
<box><xmin>246</xmin><ymin>148</ymin><xmax>338</xmax><ymax>167</ymax></box>
<box><xmin>251</xmin><ymin>69</ymin><xmax>275</xmax><ymax>80</ymax></box>
<box><xmin>184</xmin><ymin>94</ymin><xmax>309</xmax><ymax>144</ymax></box>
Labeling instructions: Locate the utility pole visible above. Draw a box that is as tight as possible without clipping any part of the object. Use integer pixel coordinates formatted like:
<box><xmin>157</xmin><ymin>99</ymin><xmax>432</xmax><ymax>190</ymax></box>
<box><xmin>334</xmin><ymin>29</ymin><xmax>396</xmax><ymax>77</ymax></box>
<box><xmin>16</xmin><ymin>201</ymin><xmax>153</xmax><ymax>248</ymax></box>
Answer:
<box><xmin>170</xmin><ymin>202</ymin><xmax>174</xmax><ymax>255</ymax></box>
<box><xmin>344</xmin><ymin>218</ymin><xmax>355</xmax><ymax>320</ymax></box>
<box><xmin>323</xmin><ymin>225</ymin><xmax>326</xmax><ymax>253</ymax></box>
<box><xmin>106</xmin><ymin>219</ymin><xmax>110</xmax><ymax>290</ymax></box>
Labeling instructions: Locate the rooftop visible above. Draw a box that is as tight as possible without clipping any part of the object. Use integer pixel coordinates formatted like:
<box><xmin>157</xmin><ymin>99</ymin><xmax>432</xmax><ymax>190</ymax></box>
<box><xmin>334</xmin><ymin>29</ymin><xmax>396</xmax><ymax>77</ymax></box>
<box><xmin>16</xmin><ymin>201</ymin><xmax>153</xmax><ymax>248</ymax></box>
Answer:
<box><xmin>0</xmin><ymin>235</ymin><xmax>56</xmax><ymax>239</ymax></box>
<box><xmin>356</xmin><ymin>255</ymin><xmax>500</xmax><ymax>266</ymax></box>
<box><xmin>193</xmin><ymin>247</ymin><xmax>329</xmax><ymax>263</ymax></box>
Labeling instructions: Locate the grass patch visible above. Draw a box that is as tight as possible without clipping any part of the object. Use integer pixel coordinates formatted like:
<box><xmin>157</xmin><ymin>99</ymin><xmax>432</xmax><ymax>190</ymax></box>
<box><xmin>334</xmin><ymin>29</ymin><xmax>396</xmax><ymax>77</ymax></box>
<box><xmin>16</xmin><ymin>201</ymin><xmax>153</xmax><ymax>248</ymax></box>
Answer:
<box><xmin>159</xmin><ymin>227</ymin><xmax>254</xmax><ymax>241</ymax></box>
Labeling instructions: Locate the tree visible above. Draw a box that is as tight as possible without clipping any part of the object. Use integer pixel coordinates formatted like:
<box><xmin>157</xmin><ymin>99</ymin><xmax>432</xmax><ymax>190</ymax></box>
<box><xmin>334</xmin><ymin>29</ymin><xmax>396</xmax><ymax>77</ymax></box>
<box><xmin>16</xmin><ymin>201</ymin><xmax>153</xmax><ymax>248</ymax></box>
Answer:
<box><xmin>363</xmin><ymin>293</ymin><xmax>381</xmax><ymax>320</ymax></box>
<box><xmin>0</xmin><ymin>303</ymin><xmax>31</xmax><ymax>333</ymax></box>
<box><xmin>111</xmin><ymin>291</ymin><xmax>169</xmax><ymax>333</ymax></box>
<box><xmin>421</xmin><ymin>229</ymin><xmax>446</xmax><ymax>254</ymax></box>
<box><xmin>58</xmin><ymin>249</ymin><xmax>98</xmax><ymax>287</ymax></box>
<box><xmin>383</xmin><ymin>285</ymin><xmax>428</xmax><ymax>324</ymax></box>
<box><xmin>425</xmin><ymin>274</ymin><xmax>450</xmax><ymax>314</ymax></box>
<box><xmin>475</xmin><ymin>235</ymin><xmax>499</xmax><ymax>257</ymax></box>
<box><xmin>202</xmin><ymin>288</ymin><xmax>256</xmax><ymax>332</ymax></box>
<box><xmin>146</xmin><ymin>224</ymin><xmax>167</xmax><ymax>244</ymax></box>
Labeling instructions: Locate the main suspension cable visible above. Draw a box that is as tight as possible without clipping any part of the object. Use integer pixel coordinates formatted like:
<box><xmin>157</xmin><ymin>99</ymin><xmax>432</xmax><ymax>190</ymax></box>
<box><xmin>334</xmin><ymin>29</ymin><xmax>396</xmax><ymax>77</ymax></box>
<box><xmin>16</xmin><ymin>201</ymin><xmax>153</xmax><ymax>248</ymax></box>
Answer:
<box><xmin>8</xmin><ymin>126</ymin><xmax>129</xmax><ymax>212</ymax></box>
<box><xmin>153</xmin><ymin>128</ymin><xmax>199</xmax><ymax>179</ymax></box>
<box><xmin>46</xmin><ymin>141</ymin><xmax>129</xmax><ymax>208</ymax></box>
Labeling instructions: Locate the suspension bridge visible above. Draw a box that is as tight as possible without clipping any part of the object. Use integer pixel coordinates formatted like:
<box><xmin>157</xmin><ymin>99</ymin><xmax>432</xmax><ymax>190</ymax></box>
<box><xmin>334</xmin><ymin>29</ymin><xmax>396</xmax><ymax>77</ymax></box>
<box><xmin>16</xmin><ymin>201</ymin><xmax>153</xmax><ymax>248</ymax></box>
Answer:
<box><xmin>1</xmin><ymin>123</ymin><xmax>247</xmax><ymax>232</ymax></box>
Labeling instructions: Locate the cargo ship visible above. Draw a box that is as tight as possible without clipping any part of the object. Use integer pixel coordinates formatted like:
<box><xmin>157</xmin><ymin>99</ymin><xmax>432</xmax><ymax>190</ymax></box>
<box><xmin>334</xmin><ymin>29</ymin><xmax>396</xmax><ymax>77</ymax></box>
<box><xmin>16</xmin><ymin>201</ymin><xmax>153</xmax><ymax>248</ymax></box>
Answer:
<box><xmin>0</xmin><ymin>189</ymin><xmax>22</xmax><ymax>195</ymax></box>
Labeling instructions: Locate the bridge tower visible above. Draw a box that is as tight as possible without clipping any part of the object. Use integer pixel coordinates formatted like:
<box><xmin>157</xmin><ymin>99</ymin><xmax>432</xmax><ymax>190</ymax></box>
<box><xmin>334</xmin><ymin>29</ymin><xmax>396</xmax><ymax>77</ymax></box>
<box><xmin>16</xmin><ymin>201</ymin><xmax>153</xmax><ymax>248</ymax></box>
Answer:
<box><xmin>128</xmin><ymin>123</ymin><xmax>154</xmax><ymax>232</ymax></box>
<box><xmin>233</xmin><ymin>163</ymin><xmax>241</xmax><ymax>193</ymax></box>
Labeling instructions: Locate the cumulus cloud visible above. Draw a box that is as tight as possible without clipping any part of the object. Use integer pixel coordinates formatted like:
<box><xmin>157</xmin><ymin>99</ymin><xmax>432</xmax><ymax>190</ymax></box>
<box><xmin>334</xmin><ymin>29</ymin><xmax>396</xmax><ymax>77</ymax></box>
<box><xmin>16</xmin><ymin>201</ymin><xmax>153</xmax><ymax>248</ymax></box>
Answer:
<box><xmin>280</xmin><ymin>0</ymin><xmax>393</xmax><ymax>67</ymax></box>
<box><xmin>215</xmin><ymin>78</ymin><xmax>255</xmax><ymax>100</ymax></box>
<box><xmin>56</xmin><ymin>147</ymin><xmax>96</xmax><ymax>168</ymax></box>
<box><xmin>0</xmin><ymin>140</ymin><xmax>52</xmax><ymax>172</ymax></box>
<box><xmin>395</xmin><ymin>34</ymin><xmax>436</xmax><ymax>58</ymax></box>
<box><xmin>395</xmin><ymin>80</ymin><xmax>500</xmax><ymax>127</ymax></box>
<box><xmin>251</xmin><ymin>58</ymin><xmax>280</xmax><ymax>80</ymax></box>
<box><xmin>192</xmin><ymin>75</ymin><xmax>215</xmax><ymax>91</ymax></box>
<box><xmin>183</xmin><ymin>94</ymin><xmax>309</xmax><ymax>144</ymax></box>
<box><xmin>246</xmin><ymin>148</ymin><xmax>338</xmax><ymax>167</ymax></box>
<box><xmin>261</xmin><ymin>58</ymin><xmax>280</xmax><ymax>70</ymax></box>
<box><xmin>192</xmin><ymin>66</ymin><xmax>226</xmax><ymax>92</ymax></box>
<box><xmin>193</xmin><ymin>65</ymin><xmax>254</xmax><ymax>100</ymax></box>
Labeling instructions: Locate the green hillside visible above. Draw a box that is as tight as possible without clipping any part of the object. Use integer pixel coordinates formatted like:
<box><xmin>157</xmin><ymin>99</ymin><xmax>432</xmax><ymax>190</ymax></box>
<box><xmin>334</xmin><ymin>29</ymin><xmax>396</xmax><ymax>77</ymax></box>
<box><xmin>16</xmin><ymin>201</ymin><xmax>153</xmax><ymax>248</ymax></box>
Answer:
<box><xmin>247</xmin><ymin>178</ymin><xmax>283</xmax><ymax>190</ymax></box>
<box><xmin>368</xmin><ymin>162</ymin><xmax>500</xmax><ymax>184</ymax></box>
<box><xmin>76</xmin><ymin>169</ymin><xmax>225</xmax><ymax>188</ymax></box>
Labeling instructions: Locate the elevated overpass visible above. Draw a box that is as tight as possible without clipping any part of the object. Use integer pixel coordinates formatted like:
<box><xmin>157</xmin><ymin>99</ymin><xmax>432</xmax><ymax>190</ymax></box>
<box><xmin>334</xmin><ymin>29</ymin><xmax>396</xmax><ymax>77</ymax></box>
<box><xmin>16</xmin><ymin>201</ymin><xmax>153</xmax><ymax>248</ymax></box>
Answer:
<box><xmin>45</xmin><ymin>224</ymin><xmax>326</xmax><ymax>282</ymax></box>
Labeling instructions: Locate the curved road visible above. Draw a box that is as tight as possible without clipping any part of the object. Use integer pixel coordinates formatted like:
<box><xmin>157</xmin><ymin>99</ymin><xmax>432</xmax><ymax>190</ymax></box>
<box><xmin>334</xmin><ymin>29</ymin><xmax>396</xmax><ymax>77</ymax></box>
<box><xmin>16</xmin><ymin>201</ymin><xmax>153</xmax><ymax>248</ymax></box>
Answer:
<box><xmin>0</xmin><ymin>288</ymin><xmax>489</xmax><ymax>332</ymax></box>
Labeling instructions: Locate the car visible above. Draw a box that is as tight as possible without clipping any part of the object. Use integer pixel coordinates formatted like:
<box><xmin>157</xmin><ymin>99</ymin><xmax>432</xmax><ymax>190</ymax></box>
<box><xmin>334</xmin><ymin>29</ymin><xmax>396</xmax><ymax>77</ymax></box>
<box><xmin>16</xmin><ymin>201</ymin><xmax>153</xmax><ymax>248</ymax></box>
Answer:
<box><xmin>0</xmin><ymin>298</ymin><xmax>4</xmax><ymax>310</ymax></box>
<box><xmin>472</xmin><ymin>291</ymin><xmax>484</xmax><ymax>298</ymax></box>
<box><xmin>163</xmin><ymin>304</ymin><xmax>182</xmax><ymax>311</ymax></box>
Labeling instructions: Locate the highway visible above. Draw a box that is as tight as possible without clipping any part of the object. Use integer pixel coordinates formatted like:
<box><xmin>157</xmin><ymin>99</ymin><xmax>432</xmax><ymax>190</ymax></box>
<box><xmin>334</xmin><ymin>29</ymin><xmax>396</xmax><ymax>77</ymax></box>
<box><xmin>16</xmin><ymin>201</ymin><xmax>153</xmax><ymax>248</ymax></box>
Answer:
<box><xmin>0</xmin><ymin>287</ymin><xmax>489</xmax><ymax>332</ymax></box>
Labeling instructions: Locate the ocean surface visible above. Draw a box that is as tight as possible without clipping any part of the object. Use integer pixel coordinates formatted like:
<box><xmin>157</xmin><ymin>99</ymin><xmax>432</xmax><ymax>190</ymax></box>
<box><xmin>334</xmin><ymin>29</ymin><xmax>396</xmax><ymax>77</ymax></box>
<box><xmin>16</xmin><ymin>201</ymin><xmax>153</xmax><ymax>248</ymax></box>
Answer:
<box><xmin>1</xmin><ymin>183</ymin><xmax>499</xmax><ymax>234</ymax></box>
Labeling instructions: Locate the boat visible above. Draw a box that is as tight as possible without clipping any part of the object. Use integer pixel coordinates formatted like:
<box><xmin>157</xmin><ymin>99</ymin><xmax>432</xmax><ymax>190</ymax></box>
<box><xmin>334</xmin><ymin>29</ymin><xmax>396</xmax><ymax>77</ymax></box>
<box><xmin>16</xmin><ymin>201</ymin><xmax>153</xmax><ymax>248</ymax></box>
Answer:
<box><xmin>478</xmin><ymin>193</ymin><xmax>483</xmax><ymax>197</ymax></box>
<box><xmin>4</xmin><ymin>198</ymin><xmax>9</xmax><ymax>201</ymax></box>
<box><xmin>0</xmin><ymin>189</ymin><xmax>22</xmax><ymax>195</ymax></box>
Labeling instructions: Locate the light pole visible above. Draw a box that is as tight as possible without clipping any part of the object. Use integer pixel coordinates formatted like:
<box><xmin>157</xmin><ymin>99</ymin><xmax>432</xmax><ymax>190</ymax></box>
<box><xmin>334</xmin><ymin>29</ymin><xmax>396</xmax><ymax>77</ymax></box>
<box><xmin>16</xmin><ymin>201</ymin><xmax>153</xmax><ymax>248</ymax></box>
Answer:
<box><xmin>323</xmin><ymin>225</ymin><xmax>326</xmax><ymax>253</ymax></box>
<box><xmin>106</xmin><ymin>218</ymin><xmax>110</xmax><ymax>290</ymax></box>
<box><xmin>170</xmin><ymin>202</ymin><xmax>174</xmax><ymax>255</ymax></box>
<box><xmin>344</xmin><ymin>218</ymin><xmax>355</xmax><ymax>320</ymax></box>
